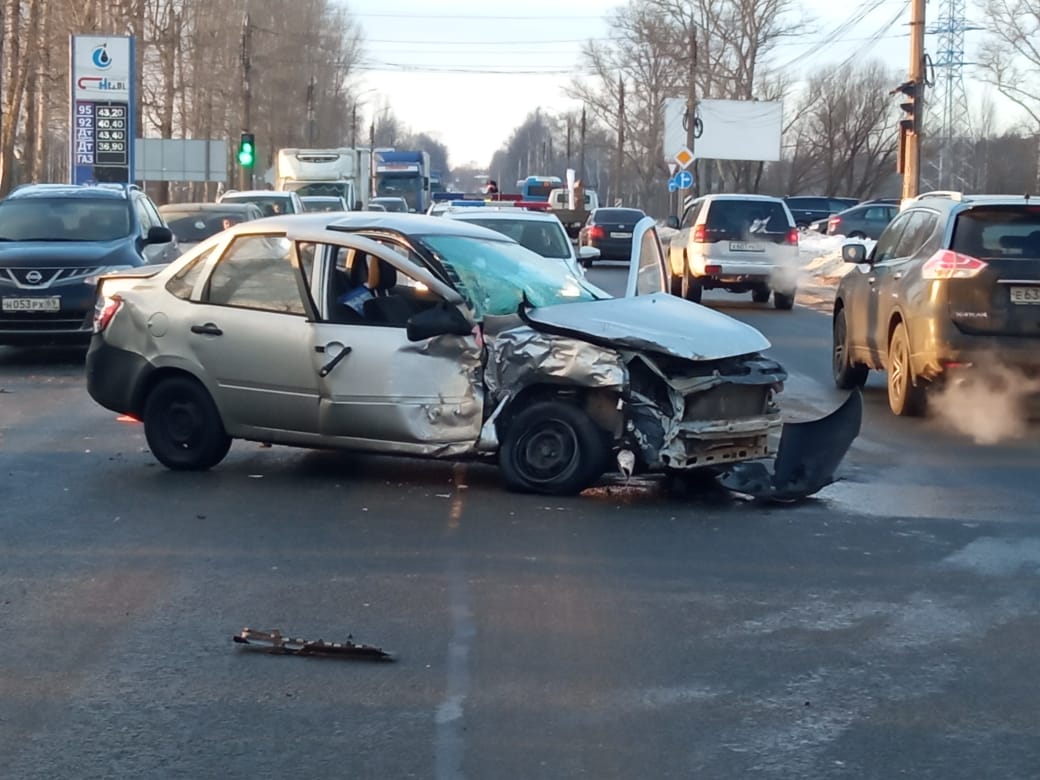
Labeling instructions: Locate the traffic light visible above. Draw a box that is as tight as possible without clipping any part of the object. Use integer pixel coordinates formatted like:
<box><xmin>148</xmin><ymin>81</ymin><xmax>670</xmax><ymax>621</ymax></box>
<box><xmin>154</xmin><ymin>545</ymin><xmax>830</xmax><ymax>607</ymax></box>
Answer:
<box><xmin>237</xmin><ymin>132</ymin><xmax>255</xmax><ymax>168</ymax></box>
<box><xmin>892</xmin><ymin>81</ymin><xmax>920</xmax><ymax>135</ymax></box>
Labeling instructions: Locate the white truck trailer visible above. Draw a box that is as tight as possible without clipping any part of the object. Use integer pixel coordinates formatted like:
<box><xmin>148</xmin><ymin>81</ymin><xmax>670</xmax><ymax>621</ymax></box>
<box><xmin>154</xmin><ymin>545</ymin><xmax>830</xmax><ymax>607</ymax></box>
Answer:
<box><xmin>275</xmin><ymin>148</ymin><xmax>372</xmax><ymax>210</ymax></box>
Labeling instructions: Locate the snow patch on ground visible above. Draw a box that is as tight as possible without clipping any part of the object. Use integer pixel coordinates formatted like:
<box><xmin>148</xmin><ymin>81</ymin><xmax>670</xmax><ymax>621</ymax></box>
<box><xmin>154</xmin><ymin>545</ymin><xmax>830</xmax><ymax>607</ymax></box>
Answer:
<box><xmin>798</xmin><ymin>232</ymin><xmax>876</xmax><ymax>285</ymax></box>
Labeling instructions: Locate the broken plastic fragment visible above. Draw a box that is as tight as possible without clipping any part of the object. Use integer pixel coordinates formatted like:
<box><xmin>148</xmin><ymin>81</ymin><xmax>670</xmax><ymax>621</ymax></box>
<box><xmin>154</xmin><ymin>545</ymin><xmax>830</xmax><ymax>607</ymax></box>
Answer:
<box><xmin>232</xmin><ymin>627</ymin><xmax>394</xmax><ymax>661</ymax></box>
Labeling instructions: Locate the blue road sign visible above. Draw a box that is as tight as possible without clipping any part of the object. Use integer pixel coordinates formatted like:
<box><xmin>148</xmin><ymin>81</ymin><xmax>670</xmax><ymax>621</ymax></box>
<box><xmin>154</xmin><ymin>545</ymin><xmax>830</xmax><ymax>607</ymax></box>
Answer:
<box><xmin>676</xmin><ymin>170</ymin><xmax>694</xmax><ymax>190</ymax></box>
<box><xmin>668</xmin><ymin>178</ymin><xmax>679</xmax><ymax>192</ymax></box>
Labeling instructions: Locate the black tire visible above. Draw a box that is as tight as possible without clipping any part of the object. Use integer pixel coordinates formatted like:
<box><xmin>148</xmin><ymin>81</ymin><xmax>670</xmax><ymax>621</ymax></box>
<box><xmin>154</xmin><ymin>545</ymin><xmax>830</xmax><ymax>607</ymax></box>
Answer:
<box><xmin>681</xmin><ymin>262</ymin><xmax>703</xmax><ymax>303</ymax></box>
<box><xmin>887</xmin><ymin>321</ymin><xmax>927</xmax><ymax>417</ymax></box>
<box><xmin>832</xmin><ymin>307</ymin><xmax>868</xmax><ymax>389</ymax></box>
<box><xmin>143</xmin><ymin>376</ymin><xmax>231</xmax><ymax>470</ymax></box>
<box><xmin>670</xmin><ymin>271</ymin><xmax>683</xmax><ymax>297</ymax></box>
<box><xmin>773</xmin><ymin>290</ymin><xmax>795</xmax><ymax>310</ymax></box>
<box><xmin>499</xmin><ymin>400</ymin><xmax>607</xmax><ymax>495</ymax></box>
<box><xmin>751</xmin><ymin>285</ymin><xmax>771</xmax><ymax>304</ymax></box>
<box><xmin>848</xmin><ymin>231</ymin><xmax>867</xmax><ymax>239</ymax></box>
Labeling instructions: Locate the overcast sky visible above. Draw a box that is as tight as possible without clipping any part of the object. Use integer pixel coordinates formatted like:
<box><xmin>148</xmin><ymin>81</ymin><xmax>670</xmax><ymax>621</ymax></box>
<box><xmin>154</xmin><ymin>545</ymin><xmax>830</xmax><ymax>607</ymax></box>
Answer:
<box><xmin>347</xmin><ymin>0</ymin><xmax>993</xmax><ymax>168</ymax></box>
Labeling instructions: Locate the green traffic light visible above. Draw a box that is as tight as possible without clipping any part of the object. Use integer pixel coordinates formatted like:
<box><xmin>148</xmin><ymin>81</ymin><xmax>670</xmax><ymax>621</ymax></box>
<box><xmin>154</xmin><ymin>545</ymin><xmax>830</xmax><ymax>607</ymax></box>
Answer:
<box><xmin>237</xmin><ymin>135</ymin><xmax>255</xmax><ymax>168</ymax></box>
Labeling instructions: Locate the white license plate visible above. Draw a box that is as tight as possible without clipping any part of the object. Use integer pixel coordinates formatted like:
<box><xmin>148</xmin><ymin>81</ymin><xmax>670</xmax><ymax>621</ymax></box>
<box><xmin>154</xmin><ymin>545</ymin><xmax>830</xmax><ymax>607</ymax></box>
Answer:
<box><xmin>2</xmin><ymin>296</ymin><xmax>60</xmax><ymax>313</ymax></box>
<box><xmin>1010</xmin><ymin>286</ymin><xmax>1040</xmax><ymax>304</ymax></box>
<box><xmin>610</xmin><ymin>231</ymin><xmax>632</xmax><ymax>239</ymax></box>
<box><xmin>729</xmin><ymin>242</ymin><xmax>765</xmax><ymax>252</ymax></box>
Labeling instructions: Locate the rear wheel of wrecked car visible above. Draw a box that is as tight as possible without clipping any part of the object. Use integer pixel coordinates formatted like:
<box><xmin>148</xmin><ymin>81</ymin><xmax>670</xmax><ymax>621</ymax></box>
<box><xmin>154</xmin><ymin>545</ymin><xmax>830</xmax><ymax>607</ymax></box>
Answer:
<box><xmin>886</xmin><ymin>322</ymin><xmax>927</xmax><ymax>417</ymax></box>
<box><xmin>832</xmin><ymin>307</ymin><xmax>868</xmax><ymax>389</ymax></box>
<box><xmin>773</xmin><ymin>290</ymin><xmax>795</xmax><ymax>310</ymax></box>
<box><xmin>499</xmin><ymin>401</ymin><xmax>607</xmax><ymax>495</ymax></box>
<box><xmin>144</xmin><ymin>376</ymin><xmax>232</xmax><ymax>470</ymax></box>
<box><xmin>752</xmin><ymin>285</ymin><xmax>771</xmax><ymax>304</ymax></box>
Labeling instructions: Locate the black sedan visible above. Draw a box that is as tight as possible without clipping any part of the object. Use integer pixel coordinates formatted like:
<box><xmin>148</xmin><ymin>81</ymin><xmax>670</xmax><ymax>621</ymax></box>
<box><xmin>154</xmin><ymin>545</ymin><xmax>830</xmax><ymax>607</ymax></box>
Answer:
<box><xmin>577</xmin><ymin>207</ymin><xmax>647</xmax><ymax>264</ymax></box>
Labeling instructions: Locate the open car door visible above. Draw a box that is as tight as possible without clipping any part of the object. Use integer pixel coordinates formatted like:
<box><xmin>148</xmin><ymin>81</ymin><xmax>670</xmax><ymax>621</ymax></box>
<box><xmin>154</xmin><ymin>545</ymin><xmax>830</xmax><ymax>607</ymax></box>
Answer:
<box><xmin>624</xmin><ymin>216</ymin><xmax>669</xmax><ymax>297</ymax></box>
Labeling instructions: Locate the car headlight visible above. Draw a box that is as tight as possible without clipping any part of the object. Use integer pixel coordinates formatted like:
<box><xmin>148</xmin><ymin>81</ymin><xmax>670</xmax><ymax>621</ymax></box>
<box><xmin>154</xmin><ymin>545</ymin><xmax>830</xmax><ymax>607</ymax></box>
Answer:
<box><xmin>84</xmin><ymin>265</ymin><xmax>136</xmax><ymax>286</ymax></box>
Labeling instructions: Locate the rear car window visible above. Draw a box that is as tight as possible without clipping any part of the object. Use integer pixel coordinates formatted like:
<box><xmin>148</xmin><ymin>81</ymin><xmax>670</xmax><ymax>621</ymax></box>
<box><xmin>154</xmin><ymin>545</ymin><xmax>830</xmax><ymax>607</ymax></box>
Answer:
<box><xmin>595</xmin><ymin>208</ymin><xmax>643</xmax><ymax>223</ymax></box>
<box><xmin>786</xmin><ymin>197</ymin><xmax>827</xmax><ymax>211</ymax></box>
<box><xmin>952</xmin><ymin>206</ymin><xmax>1040</xmax><ymax>259</ymax></box>
<box><xmin>164</xmin><ymin>210</ymin><xmax>247</xmax><ymax>243</ymax></box>
<box><xmin>706</xmin><ymin>200</ymin><xmax>792</xmax><ymax>239</ymax></box>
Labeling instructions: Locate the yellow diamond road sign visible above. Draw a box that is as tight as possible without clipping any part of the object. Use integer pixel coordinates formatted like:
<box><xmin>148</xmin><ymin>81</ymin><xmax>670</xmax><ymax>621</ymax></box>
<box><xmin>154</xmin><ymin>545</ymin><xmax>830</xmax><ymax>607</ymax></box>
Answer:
<box><xmin>674</xmin><ymin>147</ymin><xmax>695</xmax><ymax>170</ymax></box>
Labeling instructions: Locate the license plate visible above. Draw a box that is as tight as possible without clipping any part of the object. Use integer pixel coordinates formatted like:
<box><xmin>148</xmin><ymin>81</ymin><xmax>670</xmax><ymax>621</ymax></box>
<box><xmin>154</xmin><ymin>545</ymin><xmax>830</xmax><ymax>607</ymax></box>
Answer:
<box><xmin>729</xmin><ymin>242</ymin><xmax>765</xmax><ymax>252</ymax></box>
<box><xmin>610</xmin><ymin>231</ymin><xmax>632</xmax><ymax>239</ymax></box>
<box><xmin>1010</xmin><ymin>286</ymin><xmax>1040</xmax><ymax>304</ymax></box>
<box><xmin>2</xmin><ymin>296</ymin><xmax>60</xmax><ymax>313</ymax></box>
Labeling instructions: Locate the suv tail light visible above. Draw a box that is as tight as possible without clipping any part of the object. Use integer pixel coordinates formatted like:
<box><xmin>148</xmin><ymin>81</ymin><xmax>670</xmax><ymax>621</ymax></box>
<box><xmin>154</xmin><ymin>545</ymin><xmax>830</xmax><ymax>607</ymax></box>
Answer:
<box><xmin>828</xmin><ymin>216</ymin><xmax>841</xmax><ymax>231</ymax></box>
<box><xmin>588</xmin><ymin>225</ymin><xmax>605</xmax><ymax>241</ymax></box>
<box><xmin>692</xmin><ymin>224</ymin><xmax>707</xmax><ymax>243</ymax></box>
<box><xmin>786</xmin><ymin>228</ymin><xmax>799</xmax><ymax>245</ymax></box>
<box><xmin>93</xmin><ymin>294</ymin><xmax>123</xmax><ymax>333</ymax></box>
<box><xmin>921</xmin><ymin>250</ymin><xmax>988</xmax><ymax>280</ymax></box>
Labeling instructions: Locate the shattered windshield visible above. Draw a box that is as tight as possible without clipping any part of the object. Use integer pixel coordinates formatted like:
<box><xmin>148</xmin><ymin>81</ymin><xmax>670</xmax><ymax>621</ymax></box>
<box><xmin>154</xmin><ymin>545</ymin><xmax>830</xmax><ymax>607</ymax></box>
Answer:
<box><xmin>419</xmin><ymin>234</ymin><xmax>606</xmax><ymax>318</ymax></box>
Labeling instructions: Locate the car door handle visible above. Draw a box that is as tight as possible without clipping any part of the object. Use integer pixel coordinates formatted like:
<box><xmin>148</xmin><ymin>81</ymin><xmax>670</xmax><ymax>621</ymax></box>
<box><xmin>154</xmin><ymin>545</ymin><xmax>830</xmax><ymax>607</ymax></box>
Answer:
<box><xmin>190</xmin><ymin>323</ymin><xmax>223</xmax><ymax>336</ymax></box>
<box><xmin>316</xmin><ymin>344</ymin><xmax>352</xmax><ymax>377</ymax></box>
<box><xmin>893</xmin><ymin>272</ymin><xmax>903</xmax><ymax>280</ymax></box>
<box><xmin>867</xmin><ymin>277</ymin><xmax>876</xmax><ymax>285</ymax></box>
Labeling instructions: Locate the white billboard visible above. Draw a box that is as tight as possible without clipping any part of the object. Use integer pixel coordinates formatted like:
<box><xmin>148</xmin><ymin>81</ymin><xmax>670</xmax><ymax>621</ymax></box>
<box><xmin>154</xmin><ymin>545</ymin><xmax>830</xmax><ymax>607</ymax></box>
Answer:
<box><xmin>69</xmin><ymin>35</ymin><xmax>135</xmax><ymax>184</ymax></box>
<box><xmin>694</xmin><ymin>99</ymin><xmax>783</xmax><ymax>162</ymax></box>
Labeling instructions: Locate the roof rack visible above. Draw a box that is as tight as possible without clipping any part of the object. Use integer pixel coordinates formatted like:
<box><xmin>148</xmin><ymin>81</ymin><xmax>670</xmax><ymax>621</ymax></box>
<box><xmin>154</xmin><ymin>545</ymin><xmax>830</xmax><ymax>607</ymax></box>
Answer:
<box><xmin>914</xmin><ymin>190</ymin><xmax>963</xmax><ymax>202</ymax></box>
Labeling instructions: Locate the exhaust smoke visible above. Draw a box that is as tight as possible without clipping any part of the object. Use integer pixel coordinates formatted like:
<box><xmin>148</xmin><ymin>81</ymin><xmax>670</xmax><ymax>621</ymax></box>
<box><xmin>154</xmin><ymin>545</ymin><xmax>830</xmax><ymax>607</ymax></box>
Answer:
<box><xmin>930</xmin><ymin>361</ymin><xmax>1040</xmax><ymax>445</ymax></box>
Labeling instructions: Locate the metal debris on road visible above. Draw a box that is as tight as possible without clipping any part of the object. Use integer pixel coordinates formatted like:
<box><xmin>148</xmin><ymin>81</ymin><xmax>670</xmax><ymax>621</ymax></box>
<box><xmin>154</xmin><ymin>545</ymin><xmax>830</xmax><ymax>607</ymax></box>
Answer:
<box><xmin>232</xmin><ymin>627</ymin><xmax>394</xmax><ymax>661</ymax></box>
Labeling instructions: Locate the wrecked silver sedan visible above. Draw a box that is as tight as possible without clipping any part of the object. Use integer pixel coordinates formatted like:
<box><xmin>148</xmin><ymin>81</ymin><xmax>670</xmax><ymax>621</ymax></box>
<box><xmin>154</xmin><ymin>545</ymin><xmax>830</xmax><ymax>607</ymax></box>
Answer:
<box><xmin>86</xmin><ymin>212</ymin><xmax>860</xmax><ymax>498</ymax></box>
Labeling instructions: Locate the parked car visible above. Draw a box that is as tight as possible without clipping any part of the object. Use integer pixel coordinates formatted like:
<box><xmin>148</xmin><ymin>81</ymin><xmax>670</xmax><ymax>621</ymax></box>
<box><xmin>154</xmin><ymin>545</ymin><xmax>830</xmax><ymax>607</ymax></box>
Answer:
<box><xmin>666</xmin><ymin>194</ymin><xmax>800</xmax><ymax>309</ymax></box>
<box><xmin>827</xmin><ymin>202</ymin><xmax>899</xmax><ymax>240</ymax></box>
<box><xmin>217</xmin><ymin>189</ymin><xmax>304</xmax><ymax>216</ymax></box>
<box><xmin>578</xmin><ymin>207</ymin><xmax>647</xmax><ymax>265</ymax></box>
<box><xmin>0</xmin><ymin>183</ymin><xmax>177</xmax><ymax>346</ymax></box>
<box><xmin>369</xmin><ymin>196</ymin><xmax>409</xmax><ymax>213</ymax></box>
<box><xmin>785</xmin><ymin>196</ymin><xmax>860</xmax><ymax>229</ymax></box>
<box><xmin>85</xmin><ymin>212</ymin><xmax>859</xmax><ymax>500</ymax></box>
<box><xmin>158</xmin><ymin>202</ymin><xmax>264</xmax><ymax>252</ymax></box>
<box><xmin>300</xmin><ymin>195</ymin><xmax>350</xmax><ymax>213</ymax></box>
<box><xmin>442</xmin><ymin>206</ymin><xmax>598</xmax><ymax>275</ymax></box>
<box><xmin>832</xmin><ymin>192</ymin><xmax>1040</xmax><ymax>416</ymax></box>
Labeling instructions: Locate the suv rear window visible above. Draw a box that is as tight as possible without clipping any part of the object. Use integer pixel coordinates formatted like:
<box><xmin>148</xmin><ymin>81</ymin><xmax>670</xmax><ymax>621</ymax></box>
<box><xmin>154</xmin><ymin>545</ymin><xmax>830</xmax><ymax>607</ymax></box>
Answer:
<box><xmin>0</xmin><ymin>198</ymin><xmax>130</xmax><ymax>241</ymax></box>
<box><xmin>786</xmin><ymin>197</ymin><xmax>827</xmax><ymax>210</ymax></box>
<box><xmin>706</xmin><ymin>200</ymin><xmax>792</xmax><ymax>242</ymax></box>
<box><xmin>594</xmin><ymin>208</ymin><xmax>643</xmax><ymax>223</ymax></box>
<box><xmin>952</xmin><ymin>206</ymin><xmax>1040</xmax><ymax>259</ymax></box>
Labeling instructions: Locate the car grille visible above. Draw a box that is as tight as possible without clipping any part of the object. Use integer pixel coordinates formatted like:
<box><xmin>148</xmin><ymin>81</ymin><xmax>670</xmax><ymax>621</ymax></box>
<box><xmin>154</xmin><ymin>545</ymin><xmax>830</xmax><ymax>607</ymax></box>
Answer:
<box><xmin>0</xmin><ymin>266</ymin><xmax>104</xmax><ymax>289</ymax></box>
<box><xmin>683</xmin><ymin>384</ymin><xmax>770</xmax><ymax>421</ymax></box>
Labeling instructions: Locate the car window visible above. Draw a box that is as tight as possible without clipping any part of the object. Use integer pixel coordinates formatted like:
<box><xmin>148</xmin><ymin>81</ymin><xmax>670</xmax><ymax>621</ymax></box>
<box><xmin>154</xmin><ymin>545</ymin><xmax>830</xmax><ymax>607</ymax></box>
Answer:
<box><xmin>830</xmin><ymin>198</ymin><xmax>859</xmax><ymax>211</ymax></box>
<box><xmin>143</xmin><ymin>197</ymin><xmax>165</xmax><ymax>228</ymax></box>
<box><xmin>872</xmin><ymin>211</ymin><xmax>913</xmax><ymax>263</ymax></box>
<box><xmin>165</xmin><ymin>247</ymin><xmax>214</xmax><ymax>300</ymax></box>
<box><xmin>951</xmin><ymin>205</ymin><xmax>1040</xmax><ymax>259</ymax></box>
<box><xmin>861</xmin><ymin>206</ymin><xmax>885</xmax><ymax>220</ymax></box>
<box><xmin>706</xmin><ymin>200</ymin><xmax>791</xmax><ymax>237</ymax></box>
<box><xmin>0</xmin><ymin>198</ymin><xmax>131</xmax><ymax>241</ymax></box>
<box><xmin>892</xmin><ymin>211</ymin><xmax>937</xmax><ymax>259</ymax></box>
<box><xmin>634</xmin><ymin>226</ymin><xmax>665</xmax><ymax>295</ymax></box>
<box><xmin>680</xmin><ymin>200</ymin><xmax>702</xmax><ymax>229</ymax></box>
<box><xmin>163</xmin><ymin>209</ymin><xmax>247</xmax><ymax>243</ymax></box>
<box><xmin>134</xmin><ymin>197</ymin><xmax>156</xmax><ymax>234</ymax></box>
<box><xmin>204</xmin><ymin>234</ymin><xmax>306</xmax><ymax>315</ymax></box>
<box><xmin>461</xmin><ymin>218</ymin><xmax>571</xmax><ymax>259</ymax></box>
<box><xmin>788</xmin><ymin>197</ymin><xmax>825</xmax><ymax>211</ymax></box>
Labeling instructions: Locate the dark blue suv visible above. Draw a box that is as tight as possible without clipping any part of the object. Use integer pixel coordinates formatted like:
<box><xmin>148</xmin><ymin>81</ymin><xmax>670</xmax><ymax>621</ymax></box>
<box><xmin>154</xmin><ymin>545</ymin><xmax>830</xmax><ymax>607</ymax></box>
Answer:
<box><xmin>0</xmin><ymin>184</ymin><xmax>178</xmax><ymax>345</ymax></box>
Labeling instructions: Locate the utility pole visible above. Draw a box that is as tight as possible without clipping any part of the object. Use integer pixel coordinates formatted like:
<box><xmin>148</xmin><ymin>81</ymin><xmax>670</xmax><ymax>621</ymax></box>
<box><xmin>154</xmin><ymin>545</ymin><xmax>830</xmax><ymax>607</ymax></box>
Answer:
<box><xmin>566</xmin><ymin>116</ymin><xmax>572</xmax><ymax>167</ymax></box>
<box><xmin>902</xmin><ymin>0</ymin><xmax>926</xmax><ymax>200</ymax></box>
<box><xmin>686</xmin><ymin>21</ymin><xmax>699</xmax><ymax>201</ymax></box>
<box><xmin>579</xmin><ymin>106</ymin><xmax>587</xmax><ymax>184</ymax></box>
<box><xmin>306</xmin><ymin>76</ymin><xmax>316</xmax><ymax>146</ymax></box>
<box><xmin>350</xmin><ymin>102</ymin><xmax>358</xmax><ymax>148</ymax></box>
<box><xmin>238</xmin><ymin>9</ymin><xmax>252</xmax><ymax>191</ymax></box>
<box><xmin>615</xmin><ymin>75</ymin><xmax>625</xmax><ymax>206</ymax></box>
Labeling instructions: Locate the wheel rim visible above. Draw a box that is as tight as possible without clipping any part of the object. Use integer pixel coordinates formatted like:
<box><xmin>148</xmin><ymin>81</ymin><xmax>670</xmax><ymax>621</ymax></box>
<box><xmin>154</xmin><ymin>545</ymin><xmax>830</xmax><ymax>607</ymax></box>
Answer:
<box><xmin>833</xmin><ymin>313</ymin><xmax>847</xmax><ymax>376</ymax></box>
<box><xmin>164</xmin><ymin>396</ymin><xmax>206</xmax><ymax>450</ymax></box>
<box><xmin>514</xmin><ymin>419</ymin><xmax>579</xmax><ymax>485</ymax></box>
<box><xmin>889</xmin><ymin>332</ymin><xmax>908</xmax><ymax>405</ymax></box>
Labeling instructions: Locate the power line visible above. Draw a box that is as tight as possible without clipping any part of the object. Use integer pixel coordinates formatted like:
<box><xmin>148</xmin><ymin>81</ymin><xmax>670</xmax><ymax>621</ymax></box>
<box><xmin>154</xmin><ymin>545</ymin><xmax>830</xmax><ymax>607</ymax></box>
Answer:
<box><xmin>351</xmin><ymin>12</ymin><xmax>604</xmax><ymax>20</ymax></box>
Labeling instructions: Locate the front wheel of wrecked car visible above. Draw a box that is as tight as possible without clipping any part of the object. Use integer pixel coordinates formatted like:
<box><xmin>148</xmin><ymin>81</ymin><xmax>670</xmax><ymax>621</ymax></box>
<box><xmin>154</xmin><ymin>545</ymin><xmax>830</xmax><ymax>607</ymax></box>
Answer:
<box><xmin>144</xmin><ymin>376</ymin><xmax>232</xmax><ymax>470</ymax></box>
<box><xmin>499</xmin><ymin>401</ymin><xmax>607</xmax><ymax>495</ymax></box>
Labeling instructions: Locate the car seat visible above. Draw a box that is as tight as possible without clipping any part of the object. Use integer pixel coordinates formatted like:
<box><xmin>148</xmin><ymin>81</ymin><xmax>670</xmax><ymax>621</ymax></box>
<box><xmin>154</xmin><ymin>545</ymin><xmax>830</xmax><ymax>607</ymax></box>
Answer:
<box><xmin>362</xmin><ymin>258</ymin><xmax>414</xmax><ymax>325</ymax></box>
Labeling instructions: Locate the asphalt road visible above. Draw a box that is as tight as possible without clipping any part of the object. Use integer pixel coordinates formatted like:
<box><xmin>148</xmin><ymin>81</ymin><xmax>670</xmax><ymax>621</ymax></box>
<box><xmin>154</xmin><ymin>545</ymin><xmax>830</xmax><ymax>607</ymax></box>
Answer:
<box><xmin>2</xmin><ymin>267</ymin><xmax>1039</xmax><ymax>779</ymax></box>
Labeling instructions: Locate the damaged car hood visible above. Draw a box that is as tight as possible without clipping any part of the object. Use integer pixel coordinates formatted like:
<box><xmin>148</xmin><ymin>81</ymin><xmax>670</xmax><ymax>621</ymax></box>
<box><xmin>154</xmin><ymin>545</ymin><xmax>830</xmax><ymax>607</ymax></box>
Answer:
<box><xmin>522</xmin><ymin>293</ymin><xmax>771</xmax><ymax>361</ymax></box>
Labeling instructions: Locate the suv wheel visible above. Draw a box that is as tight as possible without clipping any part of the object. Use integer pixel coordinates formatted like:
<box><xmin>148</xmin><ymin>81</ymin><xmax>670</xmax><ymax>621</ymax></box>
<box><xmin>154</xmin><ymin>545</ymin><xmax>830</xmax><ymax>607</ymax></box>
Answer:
<box><xmin>773</xmin><ymin>290</ymin><xmax>795</xmax><ymax>310</ymax></box>
<box><xmin>887</xmin><ymin>322</ymin><xmax>927</xmax><ymax>416</ymax></box>
<box><xmin>144</xmin><ymin>376</ymin><xmax>232</xmax><ymax>470</ymax></box>
<box><xmin>752</xmin><ymin>285</ymin><xmax>771</xmax><ymax>303</ymax></box>
<box><xmin>832</xmin><ymin>307</ymin><xmax>868</xmax><ymax>389</ymax></box>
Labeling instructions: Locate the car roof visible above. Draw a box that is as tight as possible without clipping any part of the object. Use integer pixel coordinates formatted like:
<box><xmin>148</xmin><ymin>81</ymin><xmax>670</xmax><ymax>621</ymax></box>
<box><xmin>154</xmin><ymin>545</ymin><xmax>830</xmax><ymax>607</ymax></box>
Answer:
<box><xmin>7</xmin><ymin>184</ymin><xmax>131</xmax><ymax>200</ymax></box>
<box><xmin>300</xmin><ymin>195</ymin><xmax>343</xmax><ymax>201</ymax></box>
<box><xmin>234</xmin><ymin>211</ymin><xmax>517</xmax><ymax>241</ymax></box>
<box><xmin>443</xmin><ymin>208</ymin><xmax>560</xmax><ymax>223</ymax></box>
<box><xmin>221</xmin><ymin>190</ymin><xmax>293</xmax><ymax>198</ymax></box>
<box><xmin>371</xmin><ymin>196</ymin><xmax>407</xmax><ymax>202</ymax></box>
<box><xmin>703</xmin><ymin>193</ymin><xmax>785</xmax><ymax>203</ymax></box>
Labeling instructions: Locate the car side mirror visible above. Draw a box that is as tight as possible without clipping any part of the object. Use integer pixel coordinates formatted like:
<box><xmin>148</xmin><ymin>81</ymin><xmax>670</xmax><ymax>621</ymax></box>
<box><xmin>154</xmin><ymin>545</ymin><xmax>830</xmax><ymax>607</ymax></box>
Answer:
<box><xmin>578</xmin><ymin>246</ymin><xmax>601</xmax><ymax>261</ymax></box>
<box><xmin>842</xmin><ymin>243</ymin><xmax>870</xmax><ymax>264</ymax></box>
<box><xmin>664</xmin><ymin>216</ymin><xmax>680</xmax><ymax>230</ymax></box>
<box><xmin>406</xmin><ymin>303</ymin><xmax>473</xmax><ymax>342</ymax></box>
<box><xmin>147</xmin><ymin>226</ymin><xmax>174</xmax><ymax>245</ymax></box>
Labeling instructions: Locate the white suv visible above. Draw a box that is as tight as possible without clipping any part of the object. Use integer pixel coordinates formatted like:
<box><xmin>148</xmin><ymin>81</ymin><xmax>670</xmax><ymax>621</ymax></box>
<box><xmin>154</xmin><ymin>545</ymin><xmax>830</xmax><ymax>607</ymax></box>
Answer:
<box><xmin>218</xmin><ymin>189</ymin><xmax>304</xmax><ymax>216</ymax></box>
<box><xmin>667</xmin><ymin>194</ymin><xmax>800</xmax><ymax>310</ymax></box>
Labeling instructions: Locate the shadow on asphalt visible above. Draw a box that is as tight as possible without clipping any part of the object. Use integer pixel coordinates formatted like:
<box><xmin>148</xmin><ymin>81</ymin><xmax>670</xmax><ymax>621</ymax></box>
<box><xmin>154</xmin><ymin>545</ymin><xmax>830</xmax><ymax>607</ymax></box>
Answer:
<box><xmin>0</xmin><ymin>345</ymin><xmax>87</xmax><ymax>368</ymax></box>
